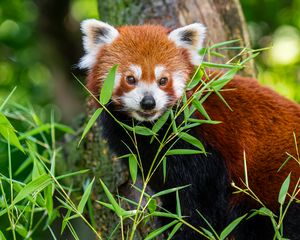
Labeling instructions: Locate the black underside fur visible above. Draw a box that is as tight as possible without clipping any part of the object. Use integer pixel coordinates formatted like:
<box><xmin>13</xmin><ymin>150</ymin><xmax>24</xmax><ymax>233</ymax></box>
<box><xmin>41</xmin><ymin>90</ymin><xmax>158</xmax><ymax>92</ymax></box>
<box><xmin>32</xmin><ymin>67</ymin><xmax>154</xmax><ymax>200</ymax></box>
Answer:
<box><xmin>99</xmin><ymin>106</ymin><xmax>300</xmax><ymax>239</ymax></box>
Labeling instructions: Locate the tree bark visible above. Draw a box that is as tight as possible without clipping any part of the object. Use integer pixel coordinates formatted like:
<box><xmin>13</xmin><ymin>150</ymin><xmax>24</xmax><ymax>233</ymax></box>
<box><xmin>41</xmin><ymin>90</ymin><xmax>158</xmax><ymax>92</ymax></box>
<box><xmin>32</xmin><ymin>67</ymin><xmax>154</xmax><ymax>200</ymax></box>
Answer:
<box><xmin>70</xmin><ymin>0</ymin><xmax>255</xmax><ymax>239</ymax></box>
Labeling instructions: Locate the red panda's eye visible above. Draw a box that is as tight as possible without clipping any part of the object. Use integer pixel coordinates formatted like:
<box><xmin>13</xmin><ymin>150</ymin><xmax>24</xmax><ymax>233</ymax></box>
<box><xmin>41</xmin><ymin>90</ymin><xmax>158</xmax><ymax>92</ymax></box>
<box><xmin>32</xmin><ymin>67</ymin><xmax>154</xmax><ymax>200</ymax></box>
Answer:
<box><xmin>158</xmin><ymin>77</ymin><xmax>168</xmax><ymax>86</ymax></box>
<box><xmin>126</xmin><ymin>76</ymin><xmax>136</xmax><ymax>85</ymax></box>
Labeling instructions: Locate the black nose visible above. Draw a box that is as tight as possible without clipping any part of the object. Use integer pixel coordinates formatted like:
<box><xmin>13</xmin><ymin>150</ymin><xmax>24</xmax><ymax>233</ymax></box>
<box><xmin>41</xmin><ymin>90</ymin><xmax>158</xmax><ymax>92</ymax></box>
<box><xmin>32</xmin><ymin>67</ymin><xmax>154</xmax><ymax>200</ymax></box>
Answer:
<box><xmin>140</xmin><ymin>95</ymin><xmax>156</xmax><ymax>110</ymax></box>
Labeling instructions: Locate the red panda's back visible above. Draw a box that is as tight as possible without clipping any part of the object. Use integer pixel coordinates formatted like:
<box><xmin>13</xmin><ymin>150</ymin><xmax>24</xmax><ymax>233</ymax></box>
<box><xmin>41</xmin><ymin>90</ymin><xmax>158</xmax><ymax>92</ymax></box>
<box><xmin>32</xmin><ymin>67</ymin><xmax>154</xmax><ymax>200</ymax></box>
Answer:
<box><xmin>196</xmin><ymin>75</ymin><xmax>300</xmax><ymax>209</ymax></box>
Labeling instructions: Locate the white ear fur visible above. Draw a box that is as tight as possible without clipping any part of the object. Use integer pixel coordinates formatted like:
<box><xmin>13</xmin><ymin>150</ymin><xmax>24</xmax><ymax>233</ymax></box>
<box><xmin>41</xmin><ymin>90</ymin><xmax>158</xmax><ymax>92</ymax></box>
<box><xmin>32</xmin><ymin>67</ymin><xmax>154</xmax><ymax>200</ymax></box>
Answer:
<box><xmin>168</xmin><ymin>23</ymin><xmax>206</xmax><ymax>66</ymax></box>
<box><xmin>79</xmin><ymin>19</ymin><xmax>119</xmax><ymax>69</ymax></box>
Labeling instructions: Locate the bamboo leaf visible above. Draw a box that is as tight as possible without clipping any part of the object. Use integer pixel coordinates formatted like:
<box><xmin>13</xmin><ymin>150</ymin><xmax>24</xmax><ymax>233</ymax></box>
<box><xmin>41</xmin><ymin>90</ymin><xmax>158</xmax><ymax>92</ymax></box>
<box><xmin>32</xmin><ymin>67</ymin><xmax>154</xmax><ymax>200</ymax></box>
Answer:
<box><xmin>99</xmin><ymin>179</ymin><xmax>124</xmax><ymax>217</ymax></box>
<box><xmin>192</xmin><ymin>99</ymin><xmax>211</xmax><ymax>120</ymax></box>
<box><xmin>147</xmin><ymin>198</ymin><xmax>157</xmax><ymax>214</ymax></box>
<box><xmin>278</xmin><ymin>173</ymin><xmax>291</xmax><ymax>205</ymax></box>
<box><xmin>179</xmin><ymin>132</ymin><xmax>206</xmax><ymax>153</ymax></box>
<box><xmin>13</xmin><ymin>174</ymin><xmax>52</xmax><ymax>205</ymax></box>
<box><xmin>78</xmin><ymin>108</ymin><xmax>103</xmax><ymax>146</ymax></box>
<box><xmin>220</xmin><ymin>214</ymin><xmax>247</xmax><ymax>240</ymax></box>
<box><xmin>167</xmin><ymin>222</ymin><xmax>183</xmax><ymax>240</ymax></box>
<box><xmin>133</xmin><ymin>126</ymin><xmax>154</xmax><ymax>136</ymax></box>
<box><xmin>128</xmin><ymin>154</ymin><xmax>137</xmax><ymax>183</ymax></box>
<box><xmin>152</xmin><ymin>185</ymin><xmax>189</xmax><ymax>198</ymax></box>
<box><xmin>166</xmin><ymin>149</ymin><xmax>203</xmax><ymax>156</ymax></box>
<box><xmin>0</xmin><ymin>112</ymin><xmax>24</xmax><ymax>152</ymax></box>
<box><xmin>100</xmin><ymin>64</ymin><xmax>118</xmax><ymax>105</ymax></box>
<box><xmin>78</xmin><ymin>178</ymin><xmax>95</xmax><ymax>214</ymax></box>
<box><xmin>152</xmin><ymin>110</ymin><xmax>170</xmax><ymax>133</ymax></box>
<box><xmin>162</xmin><ymin>157</ymin><xmax>167</xmax><ymax>183</ymax></box>
<box><xmin>144</xmin><ymin>220</ymin><xmax>178</xmax><ymax>240</ymax></box>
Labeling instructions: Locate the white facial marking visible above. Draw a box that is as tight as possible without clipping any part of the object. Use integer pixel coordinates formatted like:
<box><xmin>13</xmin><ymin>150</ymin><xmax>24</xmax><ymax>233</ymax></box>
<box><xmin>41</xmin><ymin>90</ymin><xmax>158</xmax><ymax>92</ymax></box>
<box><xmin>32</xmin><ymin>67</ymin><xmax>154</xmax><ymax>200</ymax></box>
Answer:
<box><xmin>172</xmin><ymin>71</ymin><xmax>187</xmax><ymax>98</ymax></box>
<box><xmin>120</xmin><ymin>82</ymin><xmax>169</xmax><ymax>121</ymax></box>
<box><xmin>154</xmin><ymin>65</ymin><xmax>166</xmax><ymax>79</ymax></box>
<box><xmin>129</xmin><ymin>64</ymin><xmax>142</xmax><ymax>79</ymax></box>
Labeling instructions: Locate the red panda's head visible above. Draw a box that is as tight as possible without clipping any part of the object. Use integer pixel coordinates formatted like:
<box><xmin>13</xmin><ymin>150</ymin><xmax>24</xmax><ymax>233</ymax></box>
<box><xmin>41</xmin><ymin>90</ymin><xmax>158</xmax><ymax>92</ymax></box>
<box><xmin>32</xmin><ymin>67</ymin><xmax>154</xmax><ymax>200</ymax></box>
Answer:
<box><xmin>79</xmin><ymin>19</ymin><xmax>206</xmax><ymax>121</ymax></box>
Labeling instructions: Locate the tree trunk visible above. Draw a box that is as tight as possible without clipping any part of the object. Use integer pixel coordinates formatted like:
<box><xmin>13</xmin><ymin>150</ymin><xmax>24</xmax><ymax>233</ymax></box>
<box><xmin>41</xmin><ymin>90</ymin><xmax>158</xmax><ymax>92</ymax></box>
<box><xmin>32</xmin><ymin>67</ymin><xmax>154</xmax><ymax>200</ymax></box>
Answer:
<box><xmin>70</xmin><ymin>0</ymin><xmax>255</xmax><ymax>239</ymax></box>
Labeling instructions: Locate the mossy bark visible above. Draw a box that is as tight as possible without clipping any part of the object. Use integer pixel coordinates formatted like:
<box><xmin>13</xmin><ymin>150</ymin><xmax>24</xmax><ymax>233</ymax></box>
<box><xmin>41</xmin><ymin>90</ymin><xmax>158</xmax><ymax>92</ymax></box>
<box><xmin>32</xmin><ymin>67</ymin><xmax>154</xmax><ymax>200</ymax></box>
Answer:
<box><xmin>67</xmin><ymin>0</ymin><xmax>255</xmax><ymax>239</ymax></box>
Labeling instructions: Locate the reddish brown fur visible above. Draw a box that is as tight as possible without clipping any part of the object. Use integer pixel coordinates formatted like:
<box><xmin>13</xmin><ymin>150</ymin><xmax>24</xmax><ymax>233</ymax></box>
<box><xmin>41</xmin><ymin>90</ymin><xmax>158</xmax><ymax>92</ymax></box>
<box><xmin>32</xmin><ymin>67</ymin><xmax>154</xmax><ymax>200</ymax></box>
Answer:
<box><xmin>86</xmin><ymin>24</ymin><xmax>300</xmax><ymax>211</ymax></box>
<box><xmin>194</xmin><ymin>73</ymin><xmax>300</xmax><ymax>210</ymax></box>
<box><xmin>87</xmin><ymin>25</ymin><xmax>193</xmax><ymax>104</ymax></box>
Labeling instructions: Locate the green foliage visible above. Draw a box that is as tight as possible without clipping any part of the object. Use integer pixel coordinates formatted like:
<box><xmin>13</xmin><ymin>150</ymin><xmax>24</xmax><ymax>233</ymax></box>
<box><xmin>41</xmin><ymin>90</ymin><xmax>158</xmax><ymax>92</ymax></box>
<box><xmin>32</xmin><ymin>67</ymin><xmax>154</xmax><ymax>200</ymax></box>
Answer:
<box><xmin>241</xmin><ymin>0</ymin><xmax>300</xmax><ymax>102</ymax></box>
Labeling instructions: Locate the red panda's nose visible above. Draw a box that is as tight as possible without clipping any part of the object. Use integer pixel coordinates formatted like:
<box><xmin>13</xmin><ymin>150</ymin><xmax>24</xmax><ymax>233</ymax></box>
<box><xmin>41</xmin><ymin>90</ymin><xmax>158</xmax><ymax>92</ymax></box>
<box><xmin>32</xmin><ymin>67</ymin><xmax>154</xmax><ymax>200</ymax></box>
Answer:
<box><xmin>140</xmin><ymin>95</ymin><xmax>156</xmax><ymax>111</ymax></box>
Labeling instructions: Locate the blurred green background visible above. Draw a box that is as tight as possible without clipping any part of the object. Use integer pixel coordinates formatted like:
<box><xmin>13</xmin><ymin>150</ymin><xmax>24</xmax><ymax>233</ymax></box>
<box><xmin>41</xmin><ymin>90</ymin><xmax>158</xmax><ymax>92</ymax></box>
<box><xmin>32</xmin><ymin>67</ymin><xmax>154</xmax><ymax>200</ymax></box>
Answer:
<box><xmin>0</xmin><ymin>0</ymin><xmax>299</xmax><ymax>239</ymax></box>
<box><xmin>0</xmin><ymin>0</ymin><xmax>299</xmax><ymax>124</ymax></box>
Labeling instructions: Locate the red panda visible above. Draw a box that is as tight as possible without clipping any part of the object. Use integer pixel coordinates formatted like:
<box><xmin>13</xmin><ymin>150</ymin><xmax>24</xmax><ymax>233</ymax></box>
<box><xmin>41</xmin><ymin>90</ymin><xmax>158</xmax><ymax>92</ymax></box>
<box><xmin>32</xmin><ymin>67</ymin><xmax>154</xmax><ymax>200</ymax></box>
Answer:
<box><xmin>79</xmin><ymin>19</ymin><xmax>300</xmax><ymax>239</ymax></box>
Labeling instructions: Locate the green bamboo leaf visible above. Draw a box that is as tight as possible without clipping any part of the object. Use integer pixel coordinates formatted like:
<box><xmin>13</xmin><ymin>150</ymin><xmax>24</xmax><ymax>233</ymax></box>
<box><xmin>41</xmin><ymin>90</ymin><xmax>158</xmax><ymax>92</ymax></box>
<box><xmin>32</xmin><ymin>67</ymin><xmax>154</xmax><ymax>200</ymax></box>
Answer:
<box><xmin>188</xmin><ymin>119</ymin><xmax>221</xmax><ymax>125</ymax></box>
<box><xmin>220</xmin><ymin>214</ymin><xmax>247</xmax><ymax>240</ymax></box>
<box><xmin>0</xmin><ymin>229</ymin><xmax>7</xmax><ymax>240</ymax></box>
<box><xmin>61</xmin><ymin>209</ymin><xmax>72</xmax><ymax>234</ymax></box>
<box><xmin>99</xmin><ymin>179</ymin><xmax>124</xmax><ymax>217</ymax></box>
<box><xmin>144</xmin><ymin>220</ymin><xmax>178</xmax><ymax>240</ymax></box>
<box><xmin>162</xmin><ymin>157</ymin><xmax>167</xmax><ymax>183</ymax></box>
<box><xmin>78</xmin><ymin>108</ymin><xmax>103</xmax><ymax>146</ymax></box>
<box><xmin>278</xmin><ymin>173</ymin><xmax>291</xmax><ymax>205</ymax></box>
<box><xmin>78</xmin><ymin>178</ymin><xmax>95</xmax><ymax>214</ymax></box>
<box><xmin>97</xmin><ymin>201</ymin><xmax>115</xmax><ymax>211</ymax></box>
<box><xmin>211</xmin><ymin>68</ymin><xmax>237</xmax><ymax>91</ymax></box>
<box><xmin>0</xmin><ymin>112</ymin><xmax>24</xmax><ymax>152</ymax></box>
<box><xmin>13</xmin><ymin>174</ymin><xmax>52</xmax><ymax>205</ymax></box>
<box><xmin>45</xmin><ymin>184</ymin><xmax>53</xmax><ymax>217</ymax></box>
<box><xmin>176</xmin><ymin>190</ymin><xmax>181</xmax><ymax>217</ymax></box>
<box><xmin>150</xmin><ymin>211</ymin><xmax>178</xmax><ymax>218</ymax></box>
<box><xmin>167</xmin><ymin>222</ymin><xmax>183</xmax><ymax>240</ymax></box>
<box><xmin>128</xmin><ymin>154</ymin><xmax>137</xmax><ymax>183</ymax></box>
<box><xmin>187</xmin><ymin>69</ymin><xmax>202</xmax><ymax>90</ymax></box>
<box><xmin>179</xmin><ymin>132</ymin><xmax>206</xmax><ymax>153</ymax></box>
<box><xmin>133</xmin><ymin>126</ymin><xmax>154</xmax><ymax>136</ymax></box>
<box><xmin>166</xmin><ymin>149</ymin><xmax>203</xmax><ymax>156</ymax></box>
<box><xmin>201</xmin><ymin>61</ymin><xmax>243</xmax><ymax>69</ymax></box>
<box><xmin>170</xmin><ymin>110</ymin><xmax>178</xmax><ymax>133</ymax></box>
<box><xmin>152</xmin><ymin>110</ymin><xmax>170</xmax><ymax>133</ymax></box>
<box><xmin>192</xmin><ymin>99</ymin><xmax>211</xmax><ymax>120</ymax></box>
<box><xmin>209</xmin><ymin>39</ymin><xmax>241</xmax><ymax>49</ymax></box>
<box><xmin>0</xmin><ymin>86</ymin><xmax>17</xmax><ymax>111</ymax></box>
<box><xmin>15</xmin><ymin>224</ymin><xmax>28</xmax><ymax>238</ymax></box>
<box><xmin>19</xmin><ymin>123</ymin><xmax>74</xmax><ymax>140</ymax></box>
<box><xmin>152</xmin><ymin>185</ymin><xmax>189</xmax><ymax>198</ymax></box>
<box><xmin>147</xmin><ymin>198</ymin><xmax>157</xmax><ymax>214</ymax></box>
<box><xmin>100</xmin><ymin>64</ymin><xmax>118</xmax><ymax>105</ymax></box>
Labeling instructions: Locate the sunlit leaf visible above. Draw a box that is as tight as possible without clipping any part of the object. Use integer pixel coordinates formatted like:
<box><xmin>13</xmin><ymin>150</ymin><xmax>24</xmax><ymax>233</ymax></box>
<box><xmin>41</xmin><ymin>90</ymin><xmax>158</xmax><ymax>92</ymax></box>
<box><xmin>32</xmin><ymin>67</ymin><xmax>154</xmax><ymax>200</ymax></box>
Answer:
<box><xmin>152</xmin><ymin>185</ymin><xmax>189</xmax><ymax>198</ymax></box>
<box><xmin>0</xmin><ymin>112</ymin><xmax>24</xmax><ymax>152</ymax></box>
<box><xmin>144</xmin><ymin>220</ymin><xmax>178</xmax><ymax>240</ymax></box>
<box><xmin>78</xmin><ymin>108</ymin><xmax>103</xmax><ymax>146</ymax></box>
<box><xmin>13</xmin><ymin>174</ymin><xmax>52</xmax><ymax>205</ymax></box>
<box><xmin>220</xmin><ymin>214</ymin><xmax>247</xmax><ymax>240</ymax></box>
<box><xmin>179</xmin><ymin>132</ymin><xmax>206</xmax><ymax>153</ymax></box>
<box><xmin>167</xmin><ymin>222</ymin><xmax>183</xmax><ymax>240</ymax></box>
<box><xmin>278</xmin><ymin>173</ymin><xmax>291</xmax><ymax>205</ymax></box>
<box><xmin>128</xmin><ymin>154</ymin><xmax>137</xmax><ymax>183</ymax></box>
<box><xmin>148</xmin><ymin>198</ymin><xmax>157</xmax><ymax>214</ymax></box>
<box><xmin>166</xmin><ymin>149</ymin><xmax>203</xmax><ymax>156</ymax></box>
<box><xmin>100</xmin><ymin>64</ymin><xmax>118</xmax><ymax>105</ymax></box>
<box><xmin>78</xmin><ymin>178</ymin><xmax>95</xmax><ymax>214</ymax></box>
<box><xmin>152</xmin><ymin>110</ymin><xmax>170</xmax><ymax>133</ymax></box>
<box><xmin>99</xmin><ymin>179</ymin><xmax>124</xmax><ymax>217</ymax></box>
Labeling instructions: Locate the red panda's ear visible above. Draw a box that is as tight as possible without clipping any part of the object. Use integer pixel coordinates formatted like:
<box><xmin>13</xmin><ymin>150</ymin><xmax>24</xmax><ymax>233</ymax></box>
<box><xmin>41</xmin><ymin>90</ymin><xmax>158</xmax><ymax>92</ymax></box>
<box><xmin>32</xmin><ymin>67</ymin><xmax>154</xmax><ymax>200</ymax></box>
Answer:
<box><xmin>168</xmin><ymin>23</ymin><xmax>206</xmax><ymax>66</ymax></box>
<box><xmin>79</xmin><ymin>19</ymin><xmax>119</xmax><ymax>69</ymax></box>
